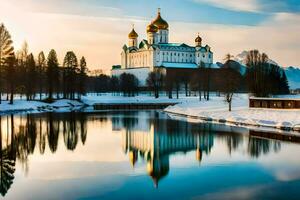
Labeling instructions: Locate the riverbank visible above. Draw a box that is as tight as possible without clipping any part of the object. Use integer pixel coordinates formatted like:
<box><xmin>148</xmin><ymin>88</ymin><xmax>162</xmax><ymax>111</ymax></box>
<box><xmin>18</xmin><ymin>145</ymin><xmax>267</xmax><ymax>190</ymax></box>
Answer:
<box><xmin>0</xmin><ymin>99</ymin><xmax>85</xmax><ymax>114</ymax></box>
<box><xmin>165</xmin><ymin>95</ymin><xmax>300</xmax><ymax>131</ymax></box>
<box><xmin>0</xmin><ymin>94</ymin><xmax>185</xmax><ymax>114</ymax></box>
<box><xmin>1</xmin><ymin>94</ymin><xmax>300</xmax><ymax>132</ymax></box>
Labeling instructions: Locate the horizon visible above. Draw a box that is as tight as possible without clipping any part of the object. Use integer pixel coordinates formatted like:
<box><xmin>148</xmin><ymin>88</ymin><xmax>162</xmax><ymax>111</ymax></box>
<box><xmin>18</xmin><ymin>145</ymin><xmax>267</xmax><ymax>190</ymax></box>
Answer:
<box><xmin>1</xmin><ymin>0</ymin><xmax>300</xmax><ymax>72</ymax></box>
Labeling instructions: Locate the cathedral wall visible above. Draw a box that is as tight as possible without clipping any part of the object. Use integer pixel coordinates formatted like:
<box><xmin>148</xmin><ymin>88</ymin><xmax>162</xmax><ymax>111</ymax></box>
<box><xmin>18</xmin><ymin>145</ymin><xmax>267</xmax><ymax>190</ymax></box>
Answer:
<box><xmin>155</xmin><ymin>50</ymin><xmax>196</xmax><ymax>66</ymax></box>
<box><xmin>127</xmin><ymin>50</ymin><xmax>152</xmax><ymax>68</ymax></box>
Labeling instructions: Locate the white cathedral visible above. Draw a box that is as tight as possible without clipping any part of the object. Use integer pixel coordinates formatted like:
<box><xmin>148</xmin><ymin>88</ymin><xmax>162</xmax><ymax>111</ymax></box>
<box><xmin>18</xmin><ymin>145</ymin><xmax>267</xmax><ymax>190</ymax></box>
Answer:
<box><xmin>112</xmin><ymin>9</ymin><xmax>214</xmax><ymax>85</ymax></box>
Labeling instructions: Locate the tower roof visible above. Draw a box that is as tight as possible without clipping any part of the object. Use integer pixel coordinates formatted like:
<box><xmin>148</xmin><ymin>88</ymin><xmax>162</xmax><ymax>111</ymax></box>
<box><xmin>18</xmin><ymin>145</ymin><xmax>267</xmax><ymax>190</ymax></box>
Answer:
<box><xmin>195</xmin><ymin>34</ymin><xmax>202</xmax><ymax>42</ymax></box>
<box><xmin>147</xmin><ymin>23</ymin><xmax>158</xmax><ymax>33</ymax></box>
<box><xmin>152</xmin><ymin>8</ymin><xmax>169</xmax><ymax>30</ymax></box>
<box><xmin>128</xmin><ymin>28</ymin><xmax>138</xmax><ymax>39</ymax></box>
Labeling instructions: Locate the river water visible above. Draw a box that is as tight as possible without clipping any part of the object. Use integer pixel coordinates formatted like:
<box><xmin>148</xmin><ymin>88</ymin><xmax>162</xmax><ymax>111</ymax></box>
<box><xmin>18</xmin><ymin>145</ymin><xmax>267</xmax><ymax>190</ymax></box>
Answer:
<box><xmin>1</xmin><ymin>110</ymin><xmax>300</xmax><ymax>199</ymax></box>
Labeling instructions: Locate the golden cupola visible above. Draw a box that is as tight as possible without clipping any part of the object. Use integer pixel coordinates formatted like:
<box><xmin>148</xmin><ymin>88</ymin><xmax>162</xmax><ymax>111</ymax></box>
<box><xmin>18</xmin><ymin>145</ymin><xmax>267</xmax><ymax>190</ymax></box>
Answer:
<box><xmin>195</xmin><ymin>34</ymin><xmax>202</xmax><ymax>46</ymax></box>
<box><xmin>195</xmin><ymin>35</ymin><xmax>202</xmax><ymax>43</ymax></box>
<box><xmin>147</xmin><ymin>23</ymin><xmax>158</xmax><ymax>33</ymax></box>
<box><xmin>152</xmin><ymin>9</ymin><xmax>169</xmax><ymax>30</ymax></box>
<box><xmin>128</xmin><ymin>28</ymin><xmax>138</xmax><ymax>39</ymax></box>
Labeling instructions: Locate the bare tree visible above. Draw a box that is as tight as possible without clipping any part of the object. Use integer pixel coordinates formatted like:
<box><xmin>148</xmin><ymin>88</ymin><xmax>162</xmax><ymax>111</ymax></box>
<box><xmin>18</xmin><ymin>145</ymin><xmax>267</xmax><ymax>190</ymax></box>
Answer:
<box><xmin>220</xmin><ymin>68</ymin><xmax>241</xmax><ymax>111</ymax></box>
<box><xmin>146</xmin><ymin>70</ymin><xmax>164</xmax><ymax>98</ymax></box>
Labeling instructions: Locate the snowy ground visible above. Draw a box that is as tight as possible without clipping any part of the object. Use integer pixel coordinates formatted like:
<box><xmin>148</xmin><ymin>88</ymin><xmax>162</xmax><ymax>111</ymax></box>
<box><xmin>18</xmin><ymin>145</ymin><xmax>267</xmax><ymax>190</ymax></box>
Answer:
<box><xmin>0</xmin><ymin>99</ymin><xmax>85</xmax><ymax>114</ymax></box>
<box><xmin>0</xmin><ymin>93</ymin><xmax>188</xmax><ymax>114</ymax></box>
<box><xmin>1</xmin><ymin>93</ymin><xmax>300</xmax><ymax>132</ymax></box>
<box><xmin>165</xmin><ymin>94</ymin><xmax>300</xmax><ymax>131</ymax></box>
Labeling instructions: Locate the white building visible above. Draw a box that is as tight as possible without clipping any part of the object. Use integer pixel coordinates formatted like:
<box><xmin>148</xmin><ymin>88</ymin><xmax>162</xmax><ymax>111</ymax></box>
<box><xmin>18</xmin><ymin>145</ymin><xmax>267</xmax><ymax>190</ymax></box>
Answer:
<box><xmin>112</xmin><ymin>9</ymin><xmax>214</xmax><ymax>86</ymax></box>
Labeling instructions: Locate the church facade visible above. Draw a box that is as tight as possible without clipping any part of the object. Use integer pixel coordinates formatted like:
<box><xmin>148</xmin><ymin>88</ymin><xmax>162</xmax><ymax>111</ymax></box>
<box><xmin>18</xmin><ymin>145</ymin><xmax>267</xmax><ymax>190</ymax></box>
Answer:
<box><xmin>112</xmin><ymin>9</ymin><xmax>214</xmax><ymax>85</ymax></box>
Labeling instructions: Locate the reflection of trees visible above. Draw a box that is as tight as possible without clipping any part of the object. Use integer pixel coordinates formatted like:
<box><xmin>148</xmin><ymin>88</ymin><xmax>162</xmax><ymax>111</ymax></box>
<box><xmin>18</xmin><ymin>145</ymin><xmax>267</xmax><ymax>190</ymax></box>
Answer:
<box><xmin>122</xmin><ymin>116</ymin><xmax>138</xmax><ymax>131</ymax></box>
<box><xmin>13</xmin><ymin>115</ymin><xmax>38</xmax><ymax>173</ymax></box>
<box><xmin>0</xmin><ymin>112</ymin><xmax>89</xmax><ymax>196</ymax></box>
<box><xmin>38</xmin><ymin>117</ymin><xmax>46</xmax><ymax>154</ymax></box>
<box><xmin>248</xmin><ymin>136</ymin><xmax>281</xmax><ymax>158</ymax></box>
<box><xmin>0</xmin><ymin>115</ymin><xmax>16</xmax><ymax>197</ymax></box>
<box><xmin>80</xmin><ymin>113</ymin><xmax>87</xmax><ymax>145</ymax></box>
<box><xmin>47</xmin><ymin>113</ymin><xmax>60</xmax><ymax>153</ymax></box>
<box><xmin>63</xmin><ymin>112</ymin><xmax>79</xmax><ymax>151</ymax></box>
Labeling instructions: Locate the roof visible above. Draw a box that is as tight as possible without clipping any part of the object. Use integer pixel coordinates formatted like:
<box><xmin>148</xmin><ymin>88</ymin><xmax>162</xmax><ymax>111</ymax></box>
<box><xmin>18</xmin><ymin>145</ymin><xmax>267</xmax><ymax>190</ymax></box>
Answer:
<box><xmin>158</xmin><ymin>43</ymin><xmax>193</xmax><ymax>48</ymax></box>
<box><xmin>249</xmin><ymin>97</ymin><xmax>300</xmax><ymax>101</ymax></box>
<box><xmin>160</xmin><ymin>62</ymin><xmax>198</xmax><ymax>69</ymax></box>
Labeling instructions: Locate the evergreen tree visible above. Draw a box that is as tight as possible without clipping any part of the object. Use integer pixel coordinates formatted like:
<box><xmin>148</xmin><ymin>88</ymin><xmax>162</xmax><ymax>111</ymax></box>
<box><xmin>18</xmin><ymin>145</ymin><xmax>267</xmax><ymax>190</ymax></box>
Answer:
<box><xmin>47</xmin><ymin>49</ymin><xmax>59</xmax><ymax>100</ymax></box>
<box><xmin>25</xmin><ymin>54</ymin><xmax>37</xmax><ymax>100</ymax></box>
<box><xmin>37</xmin><ymin>51</ymin><xmax>46</xmax><ymax>100</ymax></box>
<box><xmin>63</xmin><ymin>51</ymin><xmax>78</xmax><ymax>99</ymax></box>
<box><xmin>5</xmin><ymin>54</ymin><xmax>16</xmax><ymax>104</ymax></box>
<box><xmin>0</xmin><ymin>23</ymin><xmax>14</xmax><ymax>104</ymax></box>
<box><xmin>79</xmin><ymin>56</ymin><xmax>87</xmax><ymax>99</ymax></box>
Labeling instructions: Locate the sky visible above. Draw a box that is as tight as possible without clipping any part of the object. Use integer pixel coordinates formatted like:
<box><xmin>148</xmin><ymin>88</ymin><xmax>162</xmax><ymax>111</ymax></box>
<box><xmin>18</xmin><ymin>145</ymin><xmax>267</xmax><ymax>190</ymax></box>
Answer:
<box><xmin>0</xmin><ymin>0</ymin><xmax>300</xmax><ymax>72</ymax></box>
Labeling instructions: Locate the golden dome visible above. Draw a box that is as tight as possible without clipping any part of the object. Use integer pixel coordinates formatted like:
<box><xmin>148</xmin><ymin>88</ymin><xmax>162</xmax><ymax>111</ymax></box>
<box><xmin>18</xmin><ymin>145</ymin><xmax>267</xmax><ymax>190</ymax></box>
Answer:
<box><xmin>152</xmin><ymin>9</ymin><xmax>169</xmax><ymax>30</ymax></box>
<box><xmin>147</xmin><ymin>23</ymin><xmax>158</xmax><ymax>33</ymax></box>
<box><xmin>195</xmin><ymin>35</ymin><xmax>202</xmax><ymax>42</ymax></box>
<box><xmin>128</xmin><ymin>28</ymin><xmax>138</xmax><ymax>39</ymax></box>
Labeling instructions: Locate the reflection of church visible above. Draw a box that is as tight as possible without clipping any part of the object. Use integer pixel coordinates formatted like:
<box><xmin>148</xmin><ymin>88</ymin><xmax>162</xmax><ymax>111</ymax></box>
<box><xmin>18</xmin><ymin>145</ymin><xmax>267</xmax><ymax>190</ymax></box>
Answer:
<box><xmin>121</xmin><ymin>112</ymin><xmax>214</xmax><ymax>187</ymax></box>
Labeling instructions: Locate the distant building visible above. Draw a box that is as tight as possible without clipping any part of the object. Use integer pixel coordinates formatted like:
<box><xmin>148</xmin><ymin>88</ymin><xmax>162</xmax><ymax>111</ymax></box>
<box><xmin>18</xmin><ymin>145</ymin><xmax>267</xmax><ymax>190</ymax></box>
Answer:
<box><xmin>112</xmin><ymin>9</ymin><xmax>214</xmax><ymax>86</ymax></box>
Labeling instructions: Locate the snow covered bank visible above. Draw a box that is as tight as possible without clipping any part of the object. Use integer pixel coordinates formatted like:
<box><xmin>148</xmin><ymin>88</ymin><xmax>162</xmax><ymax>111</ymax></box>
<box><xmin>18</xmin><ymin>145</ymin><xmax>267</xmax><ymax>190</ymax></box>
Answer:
<box><xmin>81</xmin><ymin>94</ymin><xmax>186</xmax><ymax>105</ymax></box>
<box><xmin>0</xmin><ymin>99</ymin><xmax>85</xmax><ymax>114</ymax></box>
<box><xmin>0</xmin><ymin>94</ymin><xmax>194</xmax><ymax>114</ymax></box>
<box><xmin>165</xmin><ymin>95</ymin><xmax>300</xmax><ymax>131</ymax></box>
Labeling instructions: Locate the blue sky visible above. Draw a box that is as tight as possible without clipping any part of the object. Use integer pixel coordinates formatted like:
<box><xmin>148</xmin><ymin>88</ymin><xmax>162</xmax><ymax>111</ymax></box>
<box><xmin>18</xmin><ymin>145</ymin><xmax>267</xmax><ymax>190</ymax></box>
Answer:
<box><xmin>0</xmin><ymin>0</ymin><xmax>299</xmax><ymax>70</ymax></box>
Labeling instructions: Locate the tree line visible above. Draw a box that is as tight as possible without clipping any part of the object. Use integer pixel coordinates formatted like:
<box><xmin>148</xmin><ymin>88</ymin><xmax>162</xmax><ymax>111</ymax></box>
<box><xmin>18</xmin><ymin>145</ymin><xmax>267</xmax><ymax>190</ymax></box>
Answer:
<box><xmin>0</xmin><ymin>23</ymin><xmax>88</xmax><ymax>104</ymax></box>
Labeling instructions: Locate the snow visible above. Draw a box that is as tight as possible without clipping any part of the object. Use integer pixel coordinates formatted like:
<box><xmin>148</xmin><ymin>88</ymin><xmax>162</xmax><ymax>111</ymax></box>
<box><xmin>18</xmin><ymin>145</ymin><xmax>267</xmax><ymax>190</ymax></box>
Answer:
<box><xmin>165</xmin><ymin>94</ymin><xmax>300</xmax><ymax>131</ymax></box>
<box><xmin>0</xmin><ymin>99</ymin><xmax>86</xmax><ymax>114</ymax></box>
<box><xmin>81</xmin><ymin>93</ymin><xmax>185</xmax><ymax>105</ymax></box>
<box><xmin>0</xmin><ymin>93</ymin><xmax>188</xmax><ymax>114</ymax></box>
<box><xmin>1</xmin><ymin>93</ymin><xmax>300</xmax><ymax>132</ymax></box>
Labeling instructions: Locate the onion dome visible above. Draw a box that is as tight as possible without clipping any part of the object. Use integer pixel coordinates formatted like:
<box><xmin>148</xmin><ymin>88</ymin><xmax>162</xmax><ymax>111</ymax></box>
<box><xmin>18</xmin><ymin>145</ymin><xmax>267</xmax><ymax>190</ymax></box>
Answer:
<box><xmin>152</xmin><ymin>9</ymin><xmax>169</xmax><ymax>30</ymax></box>
<box><xmin>195</xmin><ymin>35</ymin><xmax>202</xmax><ymax>43</ymax></box>
<box><xmin>128</xmin><ymin>28</ymin><xmax>138</xmax><ymax>39</ymax></box>
<box><xmin>147</xmin><ymin>23</ymin><xmax>158</xmax><ymax>33</ymax></box>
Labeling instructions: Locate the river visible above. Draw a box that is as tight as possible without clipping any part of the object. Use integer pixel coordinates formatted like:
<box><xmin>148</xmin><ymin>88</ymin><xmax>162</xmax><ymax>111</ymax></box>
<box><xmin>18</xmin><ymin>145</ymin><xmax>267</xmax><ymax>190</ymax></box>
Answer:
<box><xmin>1</xmin><ymin>110</ymin><xmax>300</xmax><ymax>199</ymax></box>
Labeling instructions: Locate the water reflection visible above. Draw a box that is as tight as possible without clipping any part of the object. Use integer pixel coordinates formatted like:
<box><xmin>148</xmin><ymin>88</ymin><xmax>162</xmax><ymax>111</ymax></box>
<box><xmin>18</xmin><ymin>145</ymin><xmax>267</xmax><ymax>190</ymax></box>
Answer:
<box><xmin>0</xmin><ymin>111</ymin><xmax>285</xmax><ymax>197</ymax></box>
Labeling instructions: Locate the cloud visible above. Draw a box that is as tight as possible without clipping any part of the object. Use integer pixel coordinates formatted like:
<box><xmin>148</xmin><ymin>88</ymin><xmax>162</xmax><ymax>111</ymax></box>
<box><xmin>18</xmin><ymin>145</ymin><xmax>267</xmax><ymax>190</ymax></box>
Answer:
<box><xmin>171</xmin><ymin>12</ymin><xmax>300</xmax><ymax>67</ymax></box>
<box><xmin>193</xmin><ymin>0</ymin><xmax>261</xmax><ymax>12</ymax></box>
<box><xmin>1</xmin><ymin>0</ymin><xmax>299</xmax><ymax>71</ymax></box>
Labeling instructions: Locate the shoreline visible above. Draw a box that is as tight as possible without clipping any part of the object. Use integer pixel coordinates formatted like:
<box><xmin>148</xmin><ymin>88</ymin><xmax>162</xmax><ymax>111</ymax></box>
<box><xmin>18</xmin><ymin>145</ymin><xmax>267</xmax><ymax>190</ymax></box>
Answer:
<box><xmin>164</xmin><ymin>108</ymin><xmax>300</xmax><ymax>133</ymax></box>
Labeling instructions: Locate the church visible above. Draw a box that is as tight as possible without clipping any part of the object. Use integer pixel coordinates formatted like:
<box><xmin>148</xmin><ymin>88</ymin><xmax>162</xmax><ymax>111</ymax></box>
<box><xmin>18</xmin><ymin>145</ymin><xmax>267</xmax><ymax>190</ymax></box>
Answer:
<box><xmin>112</xmin><ymin>9</ymin><xmax>214</xmax><ymax>86</ymax></box>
